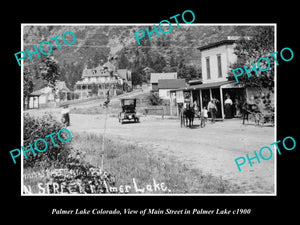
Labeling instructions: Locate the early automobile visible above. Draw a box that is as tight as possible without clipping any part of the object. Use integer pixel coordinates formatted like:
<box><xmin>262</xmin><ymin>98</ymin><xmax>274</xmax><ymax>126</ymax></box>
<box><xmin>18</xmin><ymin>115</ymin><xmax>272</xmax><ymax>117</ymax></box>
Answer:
<box><xmin>118</xmin><ymin>98</ymin><xmax>140</xmax><ymax>124</ymax></box>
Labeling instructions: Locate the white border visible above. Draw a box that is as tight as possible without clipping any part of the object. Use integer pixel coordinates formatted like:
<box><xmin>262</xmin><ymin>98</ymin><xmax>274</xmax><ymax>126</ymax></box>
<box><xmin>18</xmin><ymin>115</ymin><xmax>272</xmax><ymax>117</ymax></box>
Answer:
<box><xmin>21</xmin><ymin>23</ymin><xmax>277</xmax><ymax>196</ymax></box>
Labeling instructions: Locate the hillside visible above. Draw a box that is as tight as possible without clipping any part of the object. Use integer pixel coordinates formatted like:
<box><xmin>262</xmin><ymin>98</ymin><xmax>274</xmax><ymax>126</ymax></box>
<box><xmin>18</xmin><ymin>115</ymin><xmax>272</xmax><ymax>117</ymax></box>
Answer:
<box><xmin>23</xmin><ymin>25</ymin><xmax>259</xmax><ymax>90</ymax></box>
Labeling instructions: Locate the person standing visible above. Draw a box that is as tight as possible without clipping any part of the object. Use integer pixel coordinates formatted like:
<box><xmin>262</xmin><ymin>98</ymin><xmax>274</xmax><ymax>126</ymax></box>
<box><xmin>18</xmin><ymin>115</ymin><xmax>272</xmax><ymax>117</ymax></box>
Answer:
<box><xmin>203</xmin><ymin>106</ymin><xmax>208</xmax><ymax>122</ymax></box>
<box><xmin>207</xmin><ymin>99</ymin><xmax>217</xmax><ymax>123</ymax></box>
<box><xmin>61</xmin><ymin>104</ymin><xmax>70</xmax><ymax>126</ymax></box>
<box><xmin>235</xmin><ymin>98</ymin><xmax>241</xmax><ymax>117</ymax></box>
<box><xmin>200</xmin><ymin>106</ymin><xmax>208</xmax><ymax>127</ymax></box>
<box><xmin>193</xmin><ymin>101</ymin><xmax>199</xmax><ymax>117</ymax></box>
<box><xmin>224</xmin><ymin>96</ymin><xmax>233</xmax><ymax>119</ymax></box>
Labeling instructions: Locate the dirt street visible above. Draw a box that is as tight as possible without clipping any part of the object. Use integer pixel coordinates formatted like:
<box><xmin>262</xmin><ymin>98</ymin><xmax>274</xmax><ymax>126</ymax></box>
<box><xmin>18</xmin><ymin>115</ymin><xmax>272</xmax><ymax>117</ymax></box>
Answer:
<box><xmin>66</xmin><ymin>113</ymin><xmax>275</xmax><ymax>194</ymax></box>
<box><xmin>26</xmin><ymin>106</ymin><xmax>275</xmax><ymax>194</ymax></box>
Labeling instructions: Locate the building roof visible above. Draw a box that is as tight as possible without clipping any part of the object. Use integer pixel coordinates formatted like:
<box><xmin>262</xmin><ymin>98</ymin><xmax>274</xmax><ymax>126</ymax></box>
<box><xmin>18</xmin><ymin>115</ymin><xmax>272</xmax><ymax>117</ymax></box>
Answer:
<box><xmin>29</xmin><ymin>89</ymin><xmax>44</xmax><ymax>96</ymax></box>
<box><xmin>82</xmin><ymin>68</ymin><xmax>112</xmax><ymax>77</ymax></box>
<box><xmin>55</xmin><ymin>81</ymin><xmax>70</xmax><ymax>92</ymax></box>
<box><xmin>150</xmin><ymin>72</ymin><xmax>177</xmax><ymax>83</ymax></box>
<box><xmin>197</xmin><ymin>39</ymin><xmax>236</xmax><ymax>51</ymax></box>
<box><xmin>29</xmin><ymin>81</ymin><xmax>70</xmax><ymax>96</ymax></box>
<box><xmin>158</xmin><ymin>79</ymin><xmax>186</xmax><ymax>89</ymax></box>
<box><xmin>188</xmin><ymin>79</ymin><xmax>203</xmax><ymax>85</ymax></box>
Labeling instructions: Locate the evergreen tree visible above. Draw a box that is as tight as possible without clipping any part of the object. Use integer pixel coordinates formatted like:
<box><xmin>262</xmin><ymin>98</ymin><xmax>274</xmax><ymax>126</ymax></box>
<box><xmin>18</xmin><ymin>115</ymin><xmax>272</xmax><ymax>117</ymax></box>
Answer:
<box><xmin>117</xmin><ymin>50</ymin><xmax>130</xmax><ymax>69</ymax></box>
<box><xmin>40</xmin><ymin>56</ymin><xmax>61</xmax><ymax>90</ymax></box>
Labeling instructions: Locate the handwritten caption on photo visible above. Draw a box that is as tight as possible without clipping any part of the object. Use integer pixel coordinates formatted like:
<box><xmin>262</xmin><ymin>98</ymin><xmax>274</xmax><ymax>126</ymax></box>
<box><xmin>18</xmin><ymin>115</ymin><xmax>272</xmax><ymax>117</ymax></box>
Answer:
<box><xmin>23</xmin><ymin>173</ymin><xmax>171</xmax><ymax>194</ymax></box>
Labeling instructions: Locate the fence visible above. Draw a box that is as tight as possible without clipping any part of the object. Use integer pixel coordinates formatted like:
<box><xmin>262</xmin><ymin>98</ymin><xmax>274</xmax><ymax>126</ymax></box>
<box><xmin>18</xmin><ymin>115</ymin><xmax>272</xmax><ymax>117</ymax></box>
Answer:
<box><xmin>37</xmin><ymin>96</ymin><xmax>105</xmax><ymax>109</ymax></box>
<box><xmin>139</xmin><ymin>105</ymin><xmax>170</xmax><ymax>119</ymax></box>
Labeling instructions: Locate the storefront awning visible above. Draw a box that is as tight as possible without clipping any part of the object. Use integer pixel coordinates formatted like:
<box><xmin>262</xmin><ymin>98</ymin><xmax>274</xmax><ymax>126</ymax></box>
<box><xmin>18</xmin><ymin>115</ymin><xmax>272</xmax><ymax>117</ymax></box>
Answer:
<box><xmin>170</xmin><ymin>80</ymin><xmax>236</xmax><ymax>91</ymax></box>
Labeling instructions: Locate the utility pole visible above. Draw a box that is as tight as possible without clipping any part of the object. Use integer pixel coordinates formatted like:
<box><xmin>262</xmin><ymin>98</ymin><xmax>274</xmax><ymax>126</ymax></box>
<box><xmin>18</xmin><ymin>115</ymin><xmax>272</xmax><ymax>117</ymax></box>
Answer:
<box><xmin>101</xmin><ymin>86</ymin><xmax>111</xmax><ymax>171</ymax></box>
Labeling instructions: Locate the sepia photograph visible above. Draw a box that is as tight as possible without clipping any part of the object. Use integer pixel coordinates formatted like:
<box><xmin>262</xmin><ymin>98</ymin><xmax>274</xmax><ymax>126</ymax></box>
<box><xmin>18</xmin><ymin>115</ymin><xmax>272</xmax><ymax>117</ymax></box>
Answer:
<box><xmin>20</xmin><ymin>24</ymin><xmax>276</xmax><ymax>195</ymax></box>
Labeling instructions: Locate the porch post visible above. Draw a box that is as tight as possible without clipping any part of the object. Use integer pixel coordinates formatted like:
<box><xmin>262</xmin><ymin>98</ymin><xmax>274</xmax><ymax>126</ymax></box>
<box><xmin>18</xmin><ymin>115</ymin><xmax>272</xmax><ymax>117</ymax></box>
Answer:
<box><xmin>209</xmin><ymin>88</ymin><xmax>213</xmax><ymax>100</ymax></box>
<box><xmin>170</xmin><ymin>93</ymin><xmax>172</xmax><ymax>116</ymax></box>
<box><xmin>199</xmin><ymin>89</ymin><xmax>203</xmax><ymax>109</ymax></box>
<box><xmin>220</xmin><ymin>86</ymin><xmax>224</xmax><ymax>119</ymax></box>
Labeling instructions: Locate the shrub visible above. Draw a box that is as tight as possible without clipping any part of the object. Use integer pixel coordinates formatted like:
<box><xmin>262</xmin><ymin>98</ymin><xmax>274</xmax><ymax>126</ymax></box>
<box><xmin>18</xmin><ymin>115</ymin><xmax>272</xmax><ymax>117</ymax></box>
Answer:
<box><xmin>116</xmin><ymin>89</ymin><xmax>123</xmax><ymax>95</ymax></box>
<box><xmin>147</xmin><ymin>93</ymin><xmax>163</xmax><ymax>106</ymax></box>
<box><xmin>23</xmin><ymin>113</ymin><xmax>72</xmax><ymax>168</ymax></box>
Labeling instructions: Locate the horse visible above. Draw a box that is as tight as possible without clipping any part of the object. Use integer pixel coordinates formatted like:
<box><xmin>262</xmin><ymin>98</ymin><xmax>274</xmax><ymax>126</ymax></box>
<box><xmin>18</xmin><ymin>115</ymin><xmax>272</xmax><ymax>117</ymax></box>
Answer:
<box><xmin>180</xmin><ymin>104</ymin><xmax>195</xmax><ymax>128</ymax></box>
<box><xmin>185</xmin><ymin>104</ymin><xmax>195</xmax><ymax>128</ymax></box>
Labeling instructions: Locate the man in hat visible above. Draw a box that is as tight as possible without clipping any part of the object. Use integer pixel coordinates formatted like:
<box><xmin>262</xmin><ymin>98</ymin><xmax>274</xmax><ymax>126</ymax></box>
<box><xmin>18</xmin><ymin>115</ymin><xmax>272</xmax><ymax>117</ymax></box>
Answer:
<box><xmin>207</xmin><ymin>99</ymin><xmax>217</xmax><ymax>123</ymax></box>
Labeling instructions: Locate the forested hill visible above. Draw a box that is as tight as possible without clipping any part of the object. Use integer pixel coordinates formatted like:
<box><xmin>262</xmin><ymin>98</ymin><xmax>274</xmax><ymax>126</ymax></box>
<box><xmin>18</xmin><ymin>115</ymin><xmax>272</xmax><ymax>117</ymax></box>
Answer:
<box><xmin>23</xmin><ymin>25</ymin><xmax>258</xmax><ymax>90</ymax></box>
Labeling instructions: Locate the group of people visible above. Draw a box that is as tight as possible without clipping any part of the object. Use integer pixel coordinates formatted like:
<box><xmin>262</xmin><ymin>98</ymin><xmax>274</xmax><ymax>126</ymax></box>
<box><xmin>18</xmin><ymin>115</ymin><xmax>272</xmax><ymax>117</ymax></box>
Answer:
<box><xmin>207</xmin><ymin>95</ymin><xmax>243</xmax><ymax>121</ymax></box>
<box><xmin>182</xmin><ymin>95</ymin><xmax>243</xmax><ymax>125</ymax></box>
<box><xmin>224</xmin><ymin>95</ymin><xmax>243</xmax><ymax>119</ymax></box>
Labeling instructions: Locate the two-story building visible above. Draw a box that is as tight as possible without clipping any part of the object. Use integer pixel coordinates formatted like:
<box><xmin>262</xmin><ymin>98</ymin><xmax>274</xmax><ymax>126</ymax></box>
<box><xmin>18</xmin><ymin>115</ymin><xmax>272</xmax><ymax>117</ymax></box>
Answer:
<box><xmin>74</xmin><ymin>61</ymin><xmax>132</xmax><ymax>99</ymax></box>
<box><xmin>170</xmin><ymin>37</ymin><xmax>246</xmax><ymax>119</ymax></box>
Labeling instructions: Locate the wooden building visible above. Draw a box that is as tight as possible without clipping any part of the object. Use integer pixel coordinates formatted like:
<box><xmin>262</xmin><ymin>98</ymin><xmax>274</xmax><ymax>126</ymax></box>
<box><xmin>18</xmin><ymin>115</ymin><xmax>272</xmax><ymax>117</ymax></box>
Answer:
<box><xmin>169</xmin><ymin>37</ymin><xmax>270</xmax><ymax>119</ymax></box>
<box><xmin>158</xmin><ymin>79</ymin><xmax>186</xmax><ymax>99</ymax></box>
<box><xmin>27</xmin><ymin>81</ymin><xmax>71</xmax><ymax>109</ymax></box>
<box><xmin>150</xmin><ymin>72</ymin><xmax>177</xmax><ymax>92</ymax></box>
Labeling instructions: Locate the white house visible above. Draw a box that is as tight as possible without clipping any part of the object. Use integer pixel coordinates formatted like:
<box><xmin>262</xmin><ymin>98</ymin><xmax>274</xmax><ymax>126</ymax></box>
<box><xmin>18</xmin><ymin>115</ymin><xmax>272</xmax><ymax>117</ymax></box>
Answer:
<box><xmin>74</xmin><ymin>62</ymin><xmax>132</xmax><ymax>98</ymax></box>
<box><xmin>28</xmin><ymin>81</ymin><xmax>70</xmax><ymax>109</ymax></box>
<box><xmin>157</xmin><ymin>79</ymin><xmax>186</xmax><ymax>99</ymax></box>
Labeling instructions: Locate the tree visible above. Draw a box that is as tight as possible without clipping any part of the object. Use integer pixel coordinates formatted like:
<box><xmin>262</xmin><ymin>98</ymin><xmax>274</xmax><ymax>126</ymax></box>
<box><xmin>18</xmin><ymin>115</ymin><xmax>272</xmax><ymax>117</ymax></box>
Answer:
<box><xmin>131</xmin><ymin>71</ymin><xmax>143</xmax><ymax>86</ymax></box>
<box><xmin>40</xmin><ymin>56</ymin><xmax>61</xmax><ymax>90</ymax></box>
<box><xmin>151</xmin><ymin>55</ymin><xmax>166</xmax><ymax>72</ymax></box>
<box><xmin>228</xmin><ymin>26</ymin><xmax>275</xmax><ymax>91</ymax></box>
<box><xmin>39</xmin><ymin>56</ymin><xmax>62</xmax><ymax>101</ymax></box>
<box><xmin>117</xmin><ymin>50</ymin><xmax>130</xmax><ymax>69</ymax></box>
<box><xmin>177</xmin><ymin>60</ymin><xmax>201</xmax><ymax>82</ymax></box>
<box><xmin>23</xmin><ymin>67</ymin><xmax>34</xmax><ymax>109</ymax></box>
<box><xmin>228</xmin><ymin>26</ymin><xmax>275</xmax><ymax>112</ymax></box>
